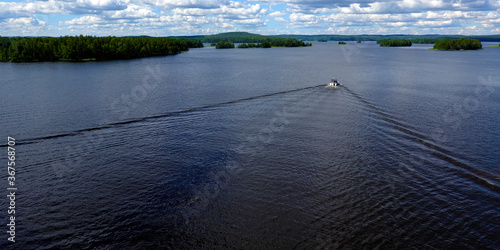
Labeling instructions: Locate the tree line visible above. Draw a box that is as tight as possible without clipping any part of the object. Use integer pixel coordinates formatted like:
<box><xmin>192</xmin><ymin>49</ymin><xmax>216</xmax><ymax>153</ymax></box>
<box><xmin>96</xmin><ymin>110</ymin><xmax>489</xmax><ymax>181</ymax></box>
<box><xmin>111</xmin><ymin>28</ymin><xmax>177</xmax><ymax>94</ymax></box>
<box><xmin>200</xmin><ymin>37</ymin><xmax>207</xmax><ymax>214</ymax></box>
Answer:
<box><xmin>237</xmin><ymin>42</ymin><xmax>270</xmax><ymax>48</ymax></box>
<box><xmin>277</xmin><ymin>34</ymin><xmax>500</xmax><ymax>42</ymax></box>
<box><xmin>213</xmin><ymin>41</ymin><xmax>235</xmax><ymax>49</ymax></box>
<box><xmin>433</xmin><ymin>38</ymin><xmax>482</xmax><ymax>50</ymax></box>
<box><xmin>213</xmin><ymin>40</ymin><xmax>311</xmax><ymax>49</ymax></box>
<box><xmin>179</xmin><ymin>32</ymin><xmax>313</xmax><ymax>48</ymax></box>
<box><xmin>377</xmin><ymin>39</ymin><xmax>412</xmax><ymax>47</ymax></box>
<box><xmin>410</xmin><ymin>38</ymin><xmax>442</xmax><ymax>44</ymax></box>
<box><xmin>0</xmin><ymin>35</ymin><xmax>203</xmax><ymax>62</ymax></box>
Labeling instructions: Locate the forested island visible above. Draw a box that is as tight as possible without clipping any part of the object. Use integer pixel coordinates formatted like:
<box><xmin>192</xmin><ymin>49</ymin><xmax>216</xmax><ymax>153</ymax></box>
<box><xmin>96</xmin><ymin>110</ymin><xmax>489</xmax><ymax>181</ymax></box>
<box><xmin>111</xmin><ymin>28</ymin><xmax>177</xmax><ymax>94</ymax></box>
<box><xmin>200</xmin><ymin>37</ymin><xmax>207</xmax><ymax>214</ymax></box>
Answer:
<box><xmin>0</xmin><ymin>35</ymin><xmax>203</xmax><ymax>62</ymax></box>
<box><xmin>433</xmin><ymin>38</ymin><xmax>482</xmax><ymax>50</ymax></box>
<box><xmin>213</xmin><ymin>41</ymin><xmax>235</xmax><ymax>49</ymax></box>
<box><xmin>338</xmin><ymin>41</ymin><xmax>347</xmax><ymax>45</ymax></box>
<box><xmin>378</xmin><ymin>39</ymin><xmax>412</xmax><ymax>47</ymax></box>
<box><xmin>211</xmin><ymin>39</ymin><xmax>311</xmax><ymax>49</ymax></box>
<box><xmin>237</xmin><ymin>42</ymin><xmax>270</xmax><ymax>48</ymax></box>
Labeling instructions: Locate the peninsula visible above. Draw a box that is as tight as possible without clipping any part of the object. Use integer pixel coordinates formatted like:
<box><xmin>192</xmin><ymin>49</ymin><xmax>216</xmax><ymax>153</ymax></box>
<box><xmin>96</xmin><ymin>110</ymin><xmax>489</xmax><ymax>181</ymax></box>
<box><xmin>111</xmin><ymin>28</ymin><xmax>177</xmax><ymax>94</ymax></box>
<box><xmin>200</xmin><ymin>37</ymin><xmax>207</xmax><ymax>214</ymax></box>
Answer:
<box><xmin>0</xmin><ymin>36</ymin><xmax>203</xmax><ymax>62</ymax></box>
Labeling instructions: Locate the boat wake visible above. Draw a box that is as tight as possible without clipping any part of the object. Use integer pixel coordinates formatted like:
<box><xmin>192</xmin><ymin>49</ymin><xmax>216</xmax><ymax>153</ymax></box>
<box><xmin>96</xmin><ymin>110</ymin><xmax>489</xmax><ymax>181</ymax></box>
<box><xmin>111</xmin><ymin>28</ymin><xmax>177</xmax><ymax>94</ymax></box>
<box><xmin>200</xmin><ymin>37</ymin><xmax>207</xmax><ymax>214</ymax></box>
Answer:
<box><xmin>343</xmin><ymin>85</ymin><xmax>500</xmax><ymax>194</ymax></box>
<box><xmin>1</xmin><ymin>84</ymin><xmax>325</xmax><ymax>147</ymax></box>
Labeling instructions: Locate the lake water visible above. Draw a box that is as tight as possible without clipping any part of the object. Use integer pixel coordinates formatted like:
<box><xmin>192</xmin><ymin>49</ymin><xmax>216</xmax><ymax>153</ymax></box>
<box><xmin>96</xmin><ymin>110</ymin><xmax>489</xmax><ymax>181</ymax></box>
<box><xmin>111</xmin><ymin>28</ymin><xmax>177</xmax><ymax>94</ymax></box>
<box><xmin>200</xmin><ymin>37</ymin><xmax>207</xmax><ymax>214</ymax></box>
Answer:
<box><xmin>1</xmin><ymin>41</ymin><xmax>499</xmax><ymax>249</ymax></box>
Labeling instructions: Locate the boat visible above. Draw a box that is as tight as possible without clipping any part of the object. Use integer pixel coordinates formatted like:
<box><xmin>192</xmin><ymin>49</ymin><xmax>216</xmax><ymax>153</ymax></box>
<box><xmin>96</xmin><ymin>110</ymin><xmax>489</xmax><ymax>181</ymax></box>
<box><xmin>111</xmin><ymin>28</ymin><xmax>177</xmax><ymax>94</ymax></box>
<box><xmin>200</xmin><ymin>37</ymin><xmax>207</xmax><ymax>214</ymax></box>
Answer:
<box><xmin>326</xmin><ymin>79</ymin><xmax>341</xmax><ymax>88</ymax></box>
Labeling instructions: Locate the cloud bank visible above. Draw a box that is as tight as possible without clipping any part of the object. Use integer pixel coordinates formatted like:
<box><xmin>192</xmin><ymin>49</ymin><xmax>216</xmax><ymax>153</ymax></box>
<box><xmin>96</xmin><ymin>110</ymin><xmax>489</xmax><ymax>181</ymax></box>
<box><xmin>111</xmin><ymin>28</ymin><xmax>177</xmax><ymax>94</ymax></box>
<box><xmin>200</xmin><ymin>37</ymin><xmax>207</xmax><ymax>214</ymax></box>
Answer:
<box><xmin>0</xmin><ymin>0</ymin><xmax>499</xmax><ymax>36</ymax></box>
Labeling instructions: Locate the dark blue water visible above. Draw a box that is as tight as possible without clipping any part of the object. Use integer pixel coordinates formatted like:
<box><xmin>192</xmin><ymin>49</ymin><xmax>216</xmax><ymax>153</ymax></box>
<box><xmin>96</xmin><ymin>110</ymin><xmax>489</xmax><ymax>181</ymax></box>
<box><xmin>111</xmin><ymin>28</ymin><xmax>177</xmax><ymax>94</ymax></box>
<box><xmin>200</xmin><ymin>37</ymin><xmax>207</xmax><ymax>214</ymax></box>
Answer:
<box><xmin>1</xmin><ymin>42</ymin><xmax>499</xmax><ymax>249</ymax></box>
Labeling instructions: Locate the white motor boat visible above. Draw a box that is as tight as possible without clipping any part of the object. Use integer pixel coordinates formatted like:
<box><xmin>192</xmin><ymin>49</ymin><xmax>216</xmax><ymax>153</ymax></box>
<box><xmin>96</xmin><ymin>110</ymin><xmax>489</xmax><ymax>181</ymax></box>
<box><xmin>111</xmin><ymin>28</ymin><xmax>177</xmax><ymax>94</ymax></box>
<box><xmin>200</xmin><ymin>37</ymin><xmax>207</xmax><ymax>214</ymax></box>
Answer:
<box><xmin>326</xmin><ymin>79</ymin><xmax>341</xmax><ymax>88</ymax></box>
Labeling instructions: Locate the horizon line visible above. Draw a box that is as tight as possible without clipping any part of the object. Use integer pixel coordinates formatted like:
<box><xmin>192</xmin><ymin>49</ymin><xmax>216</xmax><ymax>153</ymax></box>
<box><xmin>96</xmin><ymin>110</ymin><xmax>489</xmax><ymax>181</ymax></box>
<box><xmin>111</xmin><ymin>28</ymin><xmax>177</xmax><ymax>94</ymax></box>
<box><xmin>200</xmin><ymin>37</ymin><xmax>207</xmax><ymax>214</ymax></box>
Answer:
<box><xmin>2</xmin><ymin>33</ymin><xmax>500</xmax><ymax>38</ymax></box>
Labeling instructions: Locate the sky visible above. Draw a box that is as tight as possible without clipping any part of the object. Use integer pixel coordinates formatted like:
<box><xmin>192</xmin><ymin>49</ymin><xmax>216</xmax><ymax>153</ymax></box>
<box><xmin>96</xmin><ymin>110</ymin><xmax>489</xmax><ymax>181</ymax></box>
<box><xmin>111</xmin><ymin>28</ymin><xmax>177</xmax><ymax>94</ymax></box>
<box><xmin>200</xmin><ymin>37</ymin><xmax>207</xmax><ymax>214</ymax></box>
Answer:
<box><xmin>1</xmin><ymin>0</ymin><xmax>500</xmax><ymax>36</ymax></box>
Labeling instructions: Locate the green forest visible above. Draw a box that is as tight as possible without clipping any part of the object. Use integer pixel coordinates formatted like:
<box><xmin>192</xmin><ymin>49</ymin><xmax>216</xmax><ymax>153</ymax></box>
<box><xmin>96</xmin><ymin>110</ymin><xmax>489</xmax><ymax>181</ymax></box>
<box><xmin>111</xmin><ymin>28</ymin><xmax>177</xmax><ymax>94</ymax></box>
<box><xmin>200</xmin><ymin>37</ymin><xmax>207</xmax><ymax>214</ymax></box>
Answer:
<box><xmin>377</xmin><ymin>39</ymin><xmax>412</xmax><ymax>47</ymax></box>
<box><xmin>237</xmin><ymin>42</ymin><xmax>271</xmax><ymax>48</ymax></box>
<box><xmin>178</xmin><ymin>32</ymin><xmax>307</xmax><ymax>44</ymax></box>
<box><xmin>213</xmin><ymin>41</ymin><xmax>235</xmax><ymax>49</ymax></box>
<box><xmin>213</xmin><ymin>39</ymin><xmax>311</xmax><ymax>49</ymax></box>
<box><xmin>1</xmin><ymin>32</ymin><xmax>494</xmax><ymax>62</ymax></box>
<box><xmin>433</xmin><ymin>38</ymin><xmax>482</xmax><ymax>50</ymax></box>
<box><xmin>275</xmin><ymin>34</ymin><xmax>500</xmax><ymax>42</ymax></box>
<box><xmin>0</xmin><ymin>35</ymin><xmax>203</xmax><ymax>62</ymax></box>
<box><xmin>174</xmin><ymin>32</ymin><xmax>500</xmax><ymax>46</ymax></box>
<box><xmin>409</xmin><ymin>38</ymin><xmax>442</xmax><ymax>44</ymax></box>
<box><xmin>177</xmin><ymin>32</ymin><xmax>312</xmax><ymax>48</ymax></box>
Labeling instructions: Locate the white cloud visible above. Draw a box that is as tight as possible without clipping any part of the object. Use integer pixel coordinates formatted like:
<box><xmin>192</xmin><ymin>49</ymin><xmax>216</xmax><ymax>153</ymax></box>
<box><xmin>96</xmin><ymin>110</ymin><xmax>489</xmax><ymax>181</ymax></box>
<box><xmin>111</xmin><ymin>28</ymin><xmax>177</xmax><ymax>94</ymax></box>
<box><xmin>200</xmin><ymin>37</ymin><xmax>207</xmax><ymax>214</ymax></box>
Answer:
<box><xmin>108</xmin><ymin>4</ymin><xmax>158</xmax><ymax>19</ymax></box>
<box><xmin>8</xmin><ymin>17</ymin><xmax>46</xmax><ymax>26</ymax></box>
<box><xmin>0</xmin><ymin>0</ymin><xmax>500</xmax><ymax>36</ymax></box>
<box><xmin>0</xmin><ymin>16</ymin><xmax>48</xmax><ymax>35</ymax></box>
<box><xmin>415</xmin><ymin>19</ymin><xmax>454</xmax><ymax>26</ymax></box>
<box><xmin>269</xmin><ymin>11</ymin><xmax>285</xmax><ymax>17</ymax></box>
<box><xmin>219</xmin><ymin>3</ymin><xmax>266</xmax><ymax>19</ymax></box>
<box><xmin>62</xmin><ymin>15</ymin><xmax>106</xmax><ymax>25</ymax></box>
<box><xmin>171</xmin><ymin>8</ymin><xmax>216</xmax><ymax>16</ymax></box>
<box><xmin>145</xmin><ymin>0</ymin><xmax>226</xmax><ymax>9</ymax></box>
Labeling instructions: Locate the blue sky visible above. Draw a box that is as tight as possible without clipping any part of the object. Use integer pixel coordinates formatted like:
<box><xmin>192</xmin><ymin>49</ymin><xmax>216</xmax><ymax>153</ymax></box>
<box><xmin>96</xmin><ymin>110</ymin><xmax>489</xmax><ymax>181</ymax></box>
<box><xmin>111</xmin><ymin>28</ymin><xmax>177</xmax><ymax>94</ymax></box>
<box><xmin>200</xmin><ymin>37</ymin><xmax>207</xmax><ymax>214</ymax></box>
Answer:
<box><xmin>1</xmin><ymin>0</ymin><xmax>500</xmax><ymax>36</ymax></box>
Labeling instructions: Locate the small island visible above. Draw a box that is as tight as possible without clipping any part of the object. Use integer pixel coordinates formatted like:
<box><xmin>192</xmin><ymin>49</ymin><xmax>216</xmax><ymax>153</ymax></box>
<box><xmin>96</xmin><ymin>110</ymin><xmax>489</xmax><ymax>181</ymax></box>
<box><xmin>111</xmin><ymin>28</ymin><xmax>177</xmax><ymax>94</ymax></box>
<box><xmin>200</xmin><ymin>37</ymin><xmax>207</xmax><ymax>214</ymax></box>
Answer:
<box><xmin>338</xmin><ymin>41</ymin><xmax>347</xmax><ymax>45</ymax></box>
<box><xmin>214</xmin><ymin>39</ymin><xmax>311</xmax><ymax>49</ymax></box>
<box><xmin>212</xmin><ymin>41</ymin><xmax>235</xmax><ymax>49</ymax></box>
<box><xmin>433</xmin><ymin>38</ymin><xmax>482</xmax><ymax>50</ymax></box>
<box><xmin>237</xmin><ymin>42</ymin><xmax>271</xmax><ymax>48</ymax></box>
<box><xmin>377</xmin><ymin>39</ymin><xmax>412</xmax><ymax>47</ymax></box>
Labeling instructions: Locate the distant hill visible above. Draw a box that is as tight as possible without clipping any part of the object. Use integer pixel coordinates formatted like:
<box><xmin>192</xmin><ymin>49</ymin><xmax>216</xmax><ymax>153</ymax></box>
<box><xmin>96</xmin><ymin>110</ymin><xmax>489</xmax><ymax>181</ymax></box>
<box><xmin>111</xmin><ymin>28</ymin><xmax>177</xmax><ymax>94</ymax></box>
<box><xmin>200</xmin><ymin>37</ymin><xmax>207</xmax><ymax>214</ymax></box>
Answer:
<box><xmin>209</xmin><ymin>32</ymin><xmax>265</xmax><ymax>37</ymax></box>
